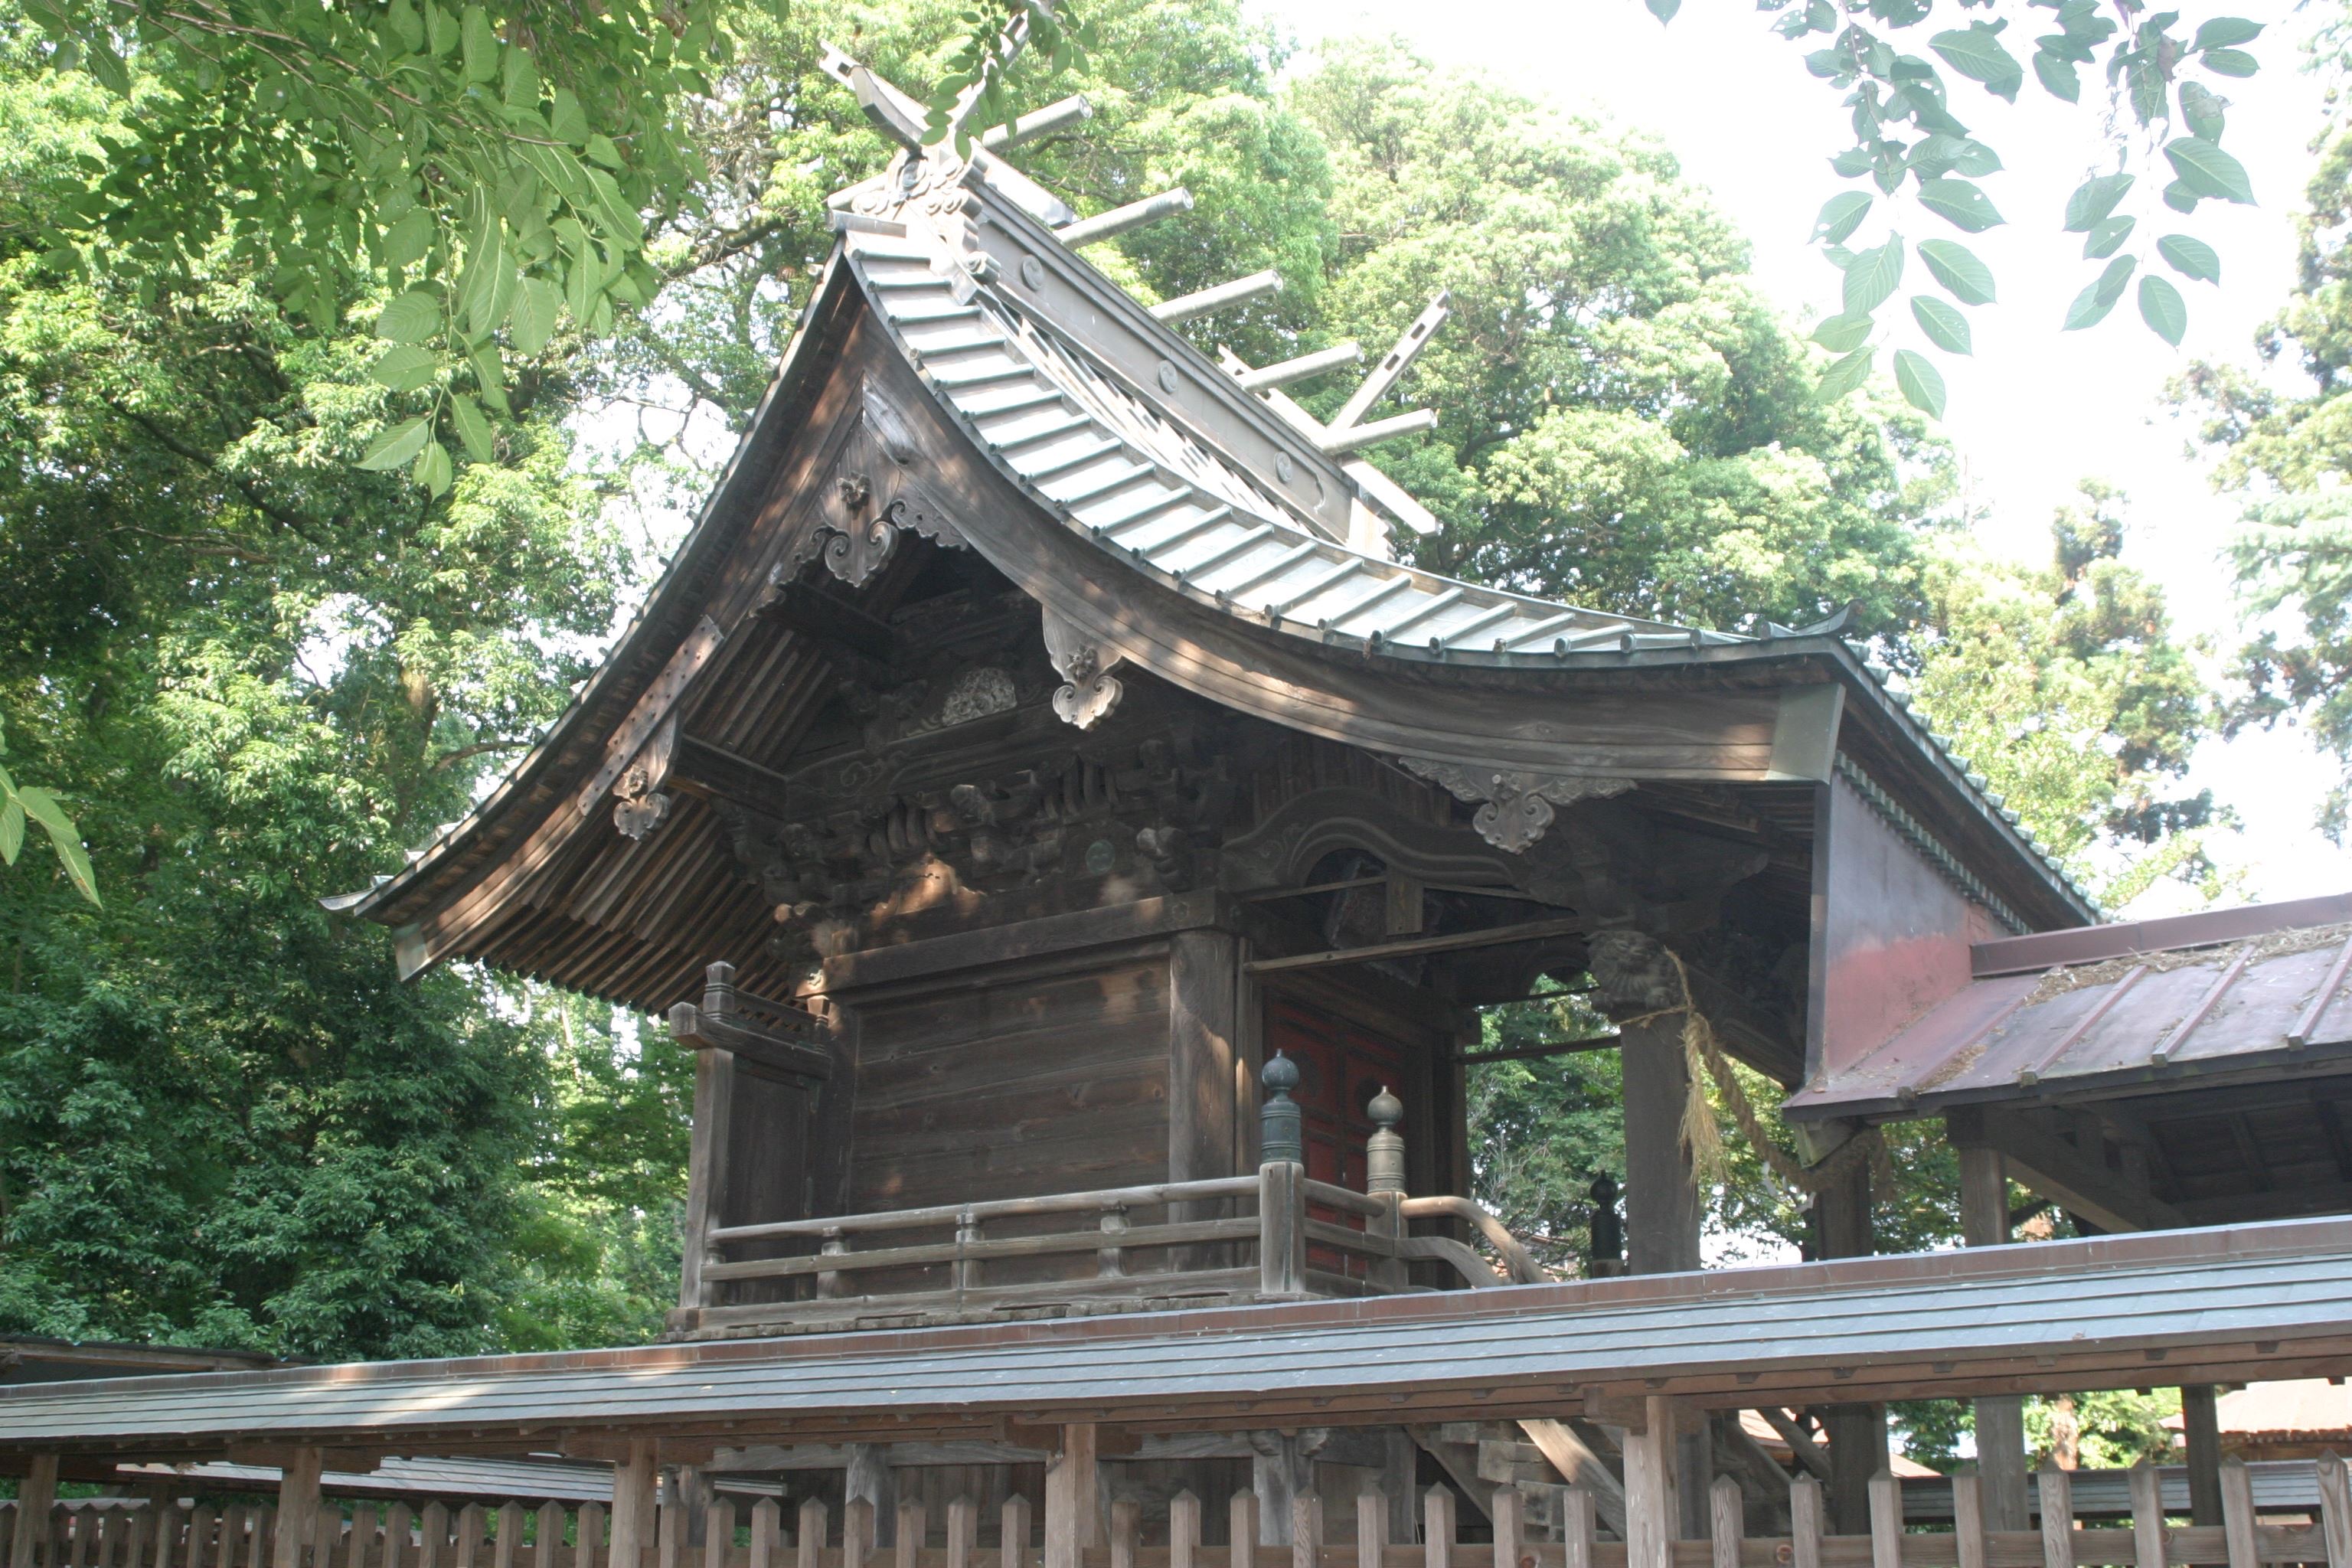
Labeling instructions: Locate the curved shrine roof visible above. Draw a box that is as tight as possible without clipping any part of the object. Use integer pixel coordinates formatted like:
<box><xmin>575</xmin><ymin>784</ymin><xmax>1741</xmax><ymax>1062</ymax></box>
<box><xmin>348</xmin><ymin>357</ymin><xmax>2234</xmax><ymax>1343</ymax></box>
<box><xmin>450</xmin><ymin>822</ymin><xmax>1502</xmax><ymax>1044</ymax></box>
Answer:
<box><xmin>338</xmin><ymin>85</ymin><xmax>2099</xmax><ymax>998</ymax></box>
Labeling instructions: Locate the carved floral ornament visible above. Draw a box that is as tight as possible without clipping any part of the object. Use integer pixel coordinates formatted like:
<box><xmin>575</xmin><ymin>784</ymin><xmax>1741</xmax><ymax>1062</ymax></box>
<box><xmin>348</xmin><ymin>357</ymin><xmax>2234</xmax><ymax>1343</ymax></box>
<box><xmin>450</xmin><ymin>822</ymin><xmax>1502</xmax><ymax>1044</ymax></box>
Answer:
<box><xmin>612</xmin><ymin>716</ymin><xmax>679</xmax><ymax>841</ymax></box>
<box><xmin>1397</xmin><ymin>756</ymin><xmax>1634</xmax><ymax>854</ymax></box>
<box><xmin>1040</xmin><ymin>608</ymin><xmax>1125</xmax><ymax>730</ymax></box>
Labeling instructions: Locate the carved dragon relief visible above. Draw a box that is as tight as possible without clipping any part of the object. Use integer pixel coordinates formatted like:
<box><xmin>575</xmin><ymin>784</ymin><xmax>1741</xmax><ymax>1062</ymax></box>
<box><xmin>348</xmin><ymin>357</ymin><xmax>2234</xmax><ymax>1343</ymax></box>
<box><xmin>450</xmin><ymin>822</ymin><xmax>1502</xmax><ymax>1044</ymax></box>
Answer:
<box><xmin>1397</xmin><ymin>757</ymin><xmax>1635</xmax><ymax>854</ymax></box>
<box><xmin>1041</xmin><ymin>607</ymin><xmax>1125</xmax><ymax>730</ymax></box>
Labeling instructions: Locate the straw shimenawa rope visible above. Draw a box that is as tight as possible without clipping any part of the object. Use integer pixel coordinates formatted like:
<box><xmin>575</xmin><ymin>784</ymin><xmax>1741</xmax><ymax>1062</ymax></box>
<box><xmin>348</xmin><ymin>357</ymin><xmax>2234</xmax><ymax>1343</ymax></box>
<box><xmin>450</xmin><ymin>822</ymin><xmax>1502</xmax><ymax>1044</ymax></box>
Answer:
<box><xmin>1615</xmin><ymin>949</ymin><xmax>1893</xmax><ymax>1201</ymax></box>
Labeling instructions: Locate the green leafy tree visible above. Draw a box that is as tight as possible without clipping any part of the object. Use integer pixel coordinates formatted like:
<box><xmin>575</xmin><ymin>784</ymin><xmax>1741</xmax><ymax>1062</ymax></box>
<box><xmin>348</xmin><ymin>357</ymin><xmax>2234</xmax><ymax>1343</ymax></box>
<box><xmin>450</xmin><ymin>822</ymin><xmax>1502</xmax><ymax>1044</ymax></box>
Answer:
<box><xmin>12</xmin><ymin>0</ymin><xmax>739</xmax><ymax>495</ymax></box>
<box><xmin>498</xmin><ymin>997</ymin><xmax>694</xmax><ymax>1351</ymax></box>
<box><xmin>1283</xmin><ymin>37</ymin><xmax>1936</xmax><ymax>634</ymax></box>
<box><xmin>2177</xmin><ymin>55</ymin><xmax>2352</xmax><ymax>840</ymax></box>
<box><xmin>0</xmin><ymin>30</ymin><xmax>628</xmax><ymax>1355</ymax></box>
<box><xmin>1757</xmin><ymin>0</ymin><xmax>2263</xmax><ymax>411</ymax></box>
<box><xmin>1906</xmin><ymin>482</ymin><xmax>2226</xmax><ymax>908</ymax></box>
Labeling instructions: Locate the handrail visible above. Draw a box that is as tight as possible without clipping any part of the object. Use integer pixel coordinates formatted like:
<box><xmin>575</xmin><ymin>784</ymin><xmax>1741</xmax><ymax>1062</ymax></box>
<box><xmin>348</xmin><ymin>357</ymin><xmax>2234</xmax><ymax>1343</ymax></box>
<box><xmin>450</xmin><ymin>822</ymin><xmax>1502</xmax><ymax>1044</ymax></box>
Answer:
<box><xmin>1400</xmin><ymin>1194</ymin><xmax>1547</xmax><ymax>1284</ymax></box>
<box><xmin>706</xmin><ymin>1217</ymin><xmax>1260</xmax><ymax>1284</ymax></box>
<box><xmin>1298</xmin><ymin>1178</ymin><xmax>1387</xmax><ymax>1219</ymax></box>
<box><xmin>685</xmin><ymin>1068</ymin><xmax>1553</xmax><ymax>1325</ymax></box>
<box><xmin>1398</xmin><ymin>1234</ymin><xmax>1507</xmax><ymax>1289</ymax></box>
<box><xmin>708</xmin><ymin>1175</ymin><xmax>1260</xmax><ymax>1246</ymax></box>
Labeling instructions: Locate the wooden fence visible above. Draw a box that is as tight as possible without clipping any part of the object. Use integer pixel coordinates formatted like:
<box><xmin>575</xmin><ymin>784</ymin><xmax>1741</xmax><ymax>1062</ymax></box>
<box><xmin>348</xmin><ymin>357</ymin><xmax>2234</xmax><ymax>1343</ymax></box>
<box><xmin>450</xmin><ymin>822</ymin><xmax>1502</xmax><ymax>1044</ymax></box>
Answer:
<box><xmin>6</xmin><ymin>1456</ymin><xmax>2348</xmax><ymax>1568</ymax></box>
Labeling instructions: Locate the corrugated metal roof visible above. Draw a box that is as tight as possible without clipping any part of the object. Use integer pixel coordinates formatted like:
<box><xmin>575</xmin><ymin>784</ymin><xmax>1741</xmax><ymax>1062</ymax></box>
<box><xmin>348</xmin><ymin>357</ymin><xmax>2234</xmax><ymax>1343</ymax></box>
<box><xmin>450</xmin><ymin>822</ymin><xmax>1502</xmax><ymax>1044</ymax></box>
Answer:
<box><xmin>5</xmin><ymin>1218</ymin><xmax>2349</xmax><ymax>1452</ymax></box>
<box><xmin>1787</xmin><ymin>894</ymin><xmax>2352</xmax><ymax>1120</ymax></box>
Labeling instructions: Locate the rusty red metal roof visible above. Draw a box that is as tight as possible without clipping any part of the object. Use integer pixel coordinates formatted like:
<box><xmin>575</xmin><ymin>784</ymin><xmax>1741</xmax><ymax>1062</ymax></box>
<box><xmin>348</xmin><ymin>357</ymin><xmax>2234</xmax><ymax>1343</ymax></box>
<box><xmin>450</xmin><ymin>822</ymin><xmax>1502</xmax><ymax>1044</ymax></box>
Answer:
<box><xmin>1785</xmin><ymin>893</ymin><xmax>2352</xmax><ymax>1121</ymax></box>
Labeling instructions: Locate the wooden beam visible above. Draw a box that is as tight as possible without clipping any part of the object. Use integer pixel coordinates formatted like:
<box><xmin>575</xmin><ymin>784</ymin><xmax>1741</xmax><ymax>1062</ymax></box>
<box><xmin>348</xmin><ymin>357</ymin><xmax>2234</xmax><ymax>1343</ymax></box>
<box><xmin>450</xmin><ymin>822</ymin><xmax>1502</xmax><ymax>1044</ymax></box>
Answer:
<box><xmin>1621</xmin><ymin>1396</ymin><xmax>1676</xmax><ymax>1568</ymax></box>
<box><xmin>1332</xmin><ymin>293</ymin><xmax>1452</xmax><ymax>432</ymax></box>
<box><xmin>1314</xmin><ymin>408</ymin><xmax>1439</xmax><ymax>457</ymax></box>
<box><xmin>1230</xmin><ymin>344</ymin><xmax>1362</xmax><ymax>393</ymax></box>
<box><xmin>1815</xmin><ymin>1155</ymin><xmax>1883</xmax><ymax>1538</ymax></box>
<box><xmin>1243</xmin><ymin>916</ymin><xmax>1583</xmax><ymax>976</ymax></box>
<box><xmin>1059</xmin><ymin>189</ymin><xmax>1193</xmax><ymax>249</ymax></box>
<box><xmin>1150</xmin><ymin>272</ymin><xmax>1282</xmax><ymax>325</ymax></box>
<box><xmin>1455</xmin><ymin>1035</ymin><xmax>1619</xmax><ymax>1066</ymax></box>
<box><xmin>977</xmin><ymin>94</ymin><xmax>1091</xmax><ymax>150</ymax></box>
<box><xmin>1956</xmin><ymin>1109</ymin><xmax>2185</xmax><ymax>1234</ymax></box>
<box><xmin>760</xmin><ymin>580</ymin><xmax>896</xmax><ymax>662</ymax></box>
<box><xmin>1754</xmin><ymin>1409</ymin><xmax>1829</xmax><ymax>1483</ymax></box>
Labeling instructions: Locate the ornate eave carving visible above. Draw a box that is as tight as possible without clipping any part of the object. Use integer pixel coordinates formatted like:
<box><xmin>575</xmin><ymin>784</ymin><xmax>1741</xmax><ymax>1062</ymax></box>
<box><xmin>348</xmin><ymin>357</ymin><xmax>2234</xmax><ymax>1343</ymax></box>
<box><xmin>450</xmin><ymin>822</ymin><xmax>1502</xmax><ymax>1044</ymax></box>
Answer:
<box><xmin>1042</xmin><ymin>608</ymin><xmax>1125</xmax><ymax>730</ymax></box>
<box><xmin>1397</xmin><ymin>757</ymin><xmax>1635</xmax><ymax>854</ymax></box>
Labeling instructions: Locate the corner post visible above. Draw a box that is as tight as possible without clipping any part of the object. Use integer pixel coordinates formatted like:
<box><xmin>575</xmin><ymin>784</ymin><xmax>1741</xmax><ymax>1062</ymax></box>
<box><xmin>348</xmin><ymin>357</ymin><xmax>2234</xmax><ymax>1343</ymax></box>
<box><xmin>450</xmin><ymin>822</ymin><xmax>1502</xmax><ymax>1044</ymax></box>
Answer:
<box><xmin>1257</xmin><ymin>1054</ymin><xmax>1305</xmax><ymax>1298</ymax></box>
<box><xmin>1364</xmin><ymin>1087</ymin><xmax>1407</xmax><ymax>1289</ymax></box>
<box><xmin>675</xmin><ymin>963</ymin><xmax>740</xmax><ymax>1327</ymax></box>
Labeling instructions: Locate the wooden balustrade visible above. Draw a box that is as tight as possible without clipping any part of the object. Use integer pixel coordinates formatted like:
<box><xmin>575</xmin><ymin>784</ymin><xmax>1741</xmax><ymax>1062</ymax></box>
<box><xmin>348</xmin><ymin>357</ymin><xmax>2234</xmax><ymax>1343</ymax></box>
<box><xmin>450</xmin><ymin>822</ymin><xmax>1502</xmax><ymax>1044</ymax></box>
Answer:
<box><xmin>684</xmin><ymin>1068</ymin><xmax>1541</xmax><ymax>1327</ymax></box>
<box><xmin>8</xmin><ymin>1455</ymin><xmax>2351</xmax><ymax>1568</ymax></box>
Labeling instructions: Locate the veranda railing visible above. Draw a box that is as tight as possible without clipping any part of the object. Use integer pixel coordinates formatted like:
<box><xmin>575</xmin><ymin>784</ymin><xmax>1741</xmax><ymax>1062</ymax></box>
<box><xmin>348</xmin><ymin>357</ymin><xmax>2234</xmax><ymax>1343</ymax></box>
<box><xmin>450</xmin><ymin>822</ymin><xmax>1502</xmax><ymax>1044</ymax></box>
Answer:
<box><xmin>681</xmin><ymin>1060</ymin><xmax>1544</xmax><ymax>1328</ymax></box>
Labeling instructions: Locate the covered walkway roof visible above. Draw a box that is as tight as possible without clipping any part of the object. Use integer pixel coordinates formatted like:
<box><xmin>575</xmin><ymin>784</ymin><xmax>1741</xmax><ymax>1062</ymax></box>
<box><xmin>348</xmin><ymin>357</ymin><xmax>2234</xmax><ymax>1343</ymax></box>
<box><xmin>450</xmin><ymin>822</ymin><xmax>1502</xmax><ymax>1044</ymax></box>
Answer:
<box><xmin>4</xmin><ymin>1218</ymin><xmax>2349</xmax><ymax>1459</ymax></box>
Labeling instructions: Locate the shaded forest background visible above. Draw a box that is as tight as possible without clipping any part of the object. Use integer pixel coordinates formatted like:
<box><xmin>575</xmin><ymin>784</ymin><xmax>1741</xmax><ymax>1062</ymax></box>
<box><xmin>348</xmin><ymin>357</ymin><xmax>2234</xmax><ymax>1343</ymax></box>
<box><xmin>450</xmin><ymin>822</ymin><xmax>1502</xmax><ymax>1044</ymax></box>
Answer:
<box><xmin>6</xmin><ymin>0</ymin><xmax>2352</xmax><ymax>1466</ymax></box>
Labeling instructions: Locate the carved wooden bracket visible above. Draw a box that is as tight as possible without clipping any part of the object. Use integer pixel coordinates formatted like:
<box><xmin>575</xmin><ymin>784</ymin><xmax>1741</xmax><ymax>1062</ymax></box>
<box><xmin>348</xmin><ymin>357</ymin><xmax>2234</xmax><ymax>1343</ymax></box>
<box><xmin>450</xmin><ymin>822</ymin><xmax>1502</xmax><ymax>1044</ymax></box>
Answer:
<box><xmin>1042</xmin><ymin>608</ymin><xmax>1125</xmax><ymax>730</ymax></box>
<box><xmin>821</xmin><ymin>474</ymin><xmax>899</xmax><ymax>586</ymax></box>
<box><xmin>1397</xmin><ymin>757</ymin><xmax>1634</xmax><ymax>854</ymax></box>
<box><xmin>779</xmin><ymin>388</ymin><xmax>972</xmax><ymax>590</ymax></box>
<box><xmin>612</xmin><ymin>717</ymin><xmax>678</xmax><ymax>841</ymax></box>
<box><xmin>577</xmin><ymin>616</ymin><xmax>724</xmax><ymax>845</ymax></box>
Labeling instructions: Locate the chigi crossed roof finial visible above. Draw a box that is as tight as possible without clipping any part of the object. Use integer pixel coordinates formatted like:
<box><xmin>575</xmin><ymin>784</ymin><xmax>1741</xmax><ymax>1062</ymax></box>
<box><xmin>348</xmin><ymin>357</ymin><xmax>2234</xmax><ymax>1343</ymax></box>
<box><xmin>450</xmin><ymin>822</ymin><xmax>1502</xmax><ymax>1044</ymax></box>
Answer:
<box><xmin>813</xmin><ymin>38</ymin><xmax>1452</xmax><ymax>528</ymax></box>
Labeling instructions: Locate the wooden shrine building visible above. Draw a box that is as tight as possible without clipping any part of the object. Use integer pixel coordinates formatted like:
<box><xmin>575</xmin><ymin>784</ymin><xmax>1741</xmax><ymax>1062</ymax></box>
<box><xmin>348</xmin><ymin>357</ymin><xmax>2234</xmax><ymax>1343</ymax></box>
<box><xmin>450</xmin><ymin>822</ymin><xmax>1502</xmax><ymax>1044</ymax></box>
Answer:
<box><xmin>7</xmin><ymin>41</ymin><xmax>2350</xmax><ymax>1568</ymax></box>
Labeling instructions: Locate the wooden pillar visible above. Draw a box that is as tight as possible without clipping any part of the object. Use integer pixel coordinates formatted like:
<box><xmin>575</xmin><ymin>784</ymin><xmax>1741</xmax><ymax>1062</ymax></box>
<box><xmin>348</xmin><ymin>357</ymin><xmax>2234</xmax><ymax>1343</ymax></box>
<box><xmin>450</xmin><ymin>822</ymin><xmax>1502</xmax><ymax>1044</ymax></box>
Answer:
<box><xmin>1618</xmin><ymin>1004</ymin><xmax>1709</xmax><ymax>1539</ymax></box>
<box><xmin>2181</xmin><ymin>1386</ymin><xmax>2223</xmax><ymax>1527</ymax></box>
<box><xmin>1044</xmin><ymin>1426</ymin><xmax>1097</xmax><ymax>1568</ymax></box>
<box><xmin>1815</xmin><ymin>1152</ymin><xmax>1885</xmax><ymax>1537</ymax></box>
<box><xmin>1171</xmin><ymin>930</ymin><xmax>1242</xmax><ymax>1270</ymax></box>
<box><xmin>1381</xmin><ymin>1431</ymin><xmax>1420</xmax><ymax>1546</ymax></box>
<box><xmin>1620</xmin><ymin>1014</ymin><xmax>1702</xmax><ymax>1276</ymax></box>
<box><xmin>1170</xmin><ymin>931</ymin><xmax>1241</xmax><ymax>1184</ymax></box>
<box><xmin>847</xmin><ymin>1450</ymin><xmax>895</xmax><ymax>1549</ymax></box>
<box><xmin>273</xmin><ymin>1449</ymin><xmax>325</xmax><ymax>1568</ymax></box>
<box><xmin>677</xmin><ymin>1029</ymin><xmax>738</xmax><ymax>1323</ymax></box>
<box><xmin>1956</xmin><ymin>1141</ymin><xmax>2029</xmax><ymax>1534</ymax></box>
<box><xmin>10</xmin><ymin>1454</ymin><xmax>57</xmax><ymax>1568</ymax></box>
<box><xmin>1620</xmin><ymin>1397</ymin><xmax>1677</xmax><ymax>1568</ymax></box>
<box><xmin>1250</xmin><ymin>1433</ymin><xmax>1310</xmax><ymax>1546</ymax></box>
<box><xmin>609</xmin><ymin>1441</ymin><xmax>658</xmax><ymax>1568</ymax></box>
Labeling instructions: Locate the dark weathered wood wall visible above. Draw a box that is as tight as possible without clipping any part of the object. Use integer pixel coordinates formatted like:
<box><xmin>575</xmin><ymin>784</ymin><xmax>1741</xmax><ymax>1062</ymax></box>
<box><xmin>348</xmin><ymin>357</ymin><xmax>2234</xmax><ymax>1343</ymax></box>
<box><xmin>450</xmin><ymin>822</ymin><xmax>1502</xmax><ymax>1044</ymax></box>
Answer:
<box><xmin>846</xmin><ymin>952</ymin><xmax>1175</xmax><ymax>1214</ymax></box>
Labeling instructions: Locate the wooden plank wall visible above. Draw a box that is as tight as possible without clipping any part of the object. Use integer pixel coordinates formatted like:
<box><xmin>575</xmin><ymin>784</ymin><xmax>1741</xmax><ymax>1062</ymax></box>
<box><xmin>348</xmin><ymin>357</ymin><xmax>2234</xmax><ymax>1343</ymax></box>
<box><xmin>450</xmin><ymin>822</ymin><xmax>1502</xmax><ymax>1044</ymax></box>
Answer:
<box><xmin>844</xmin><ymin>952</ymin><xmax>1174</xmax><ymax>1217</ymax></box>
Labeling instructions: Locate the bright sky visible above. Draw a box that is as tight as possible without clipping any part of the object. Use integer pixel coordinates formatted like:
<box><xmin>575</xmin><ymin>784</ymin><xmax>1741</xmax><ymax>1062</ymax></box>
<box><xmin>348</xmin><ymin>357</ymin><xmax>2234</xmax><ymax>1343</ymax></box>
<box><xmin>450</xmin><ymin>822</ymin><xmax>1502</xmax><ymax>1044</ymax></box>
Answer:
<box><xmin>1251</xmin><ymin>0</ymin><xmax>2351</xmax><ymax>914</ymax></box>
